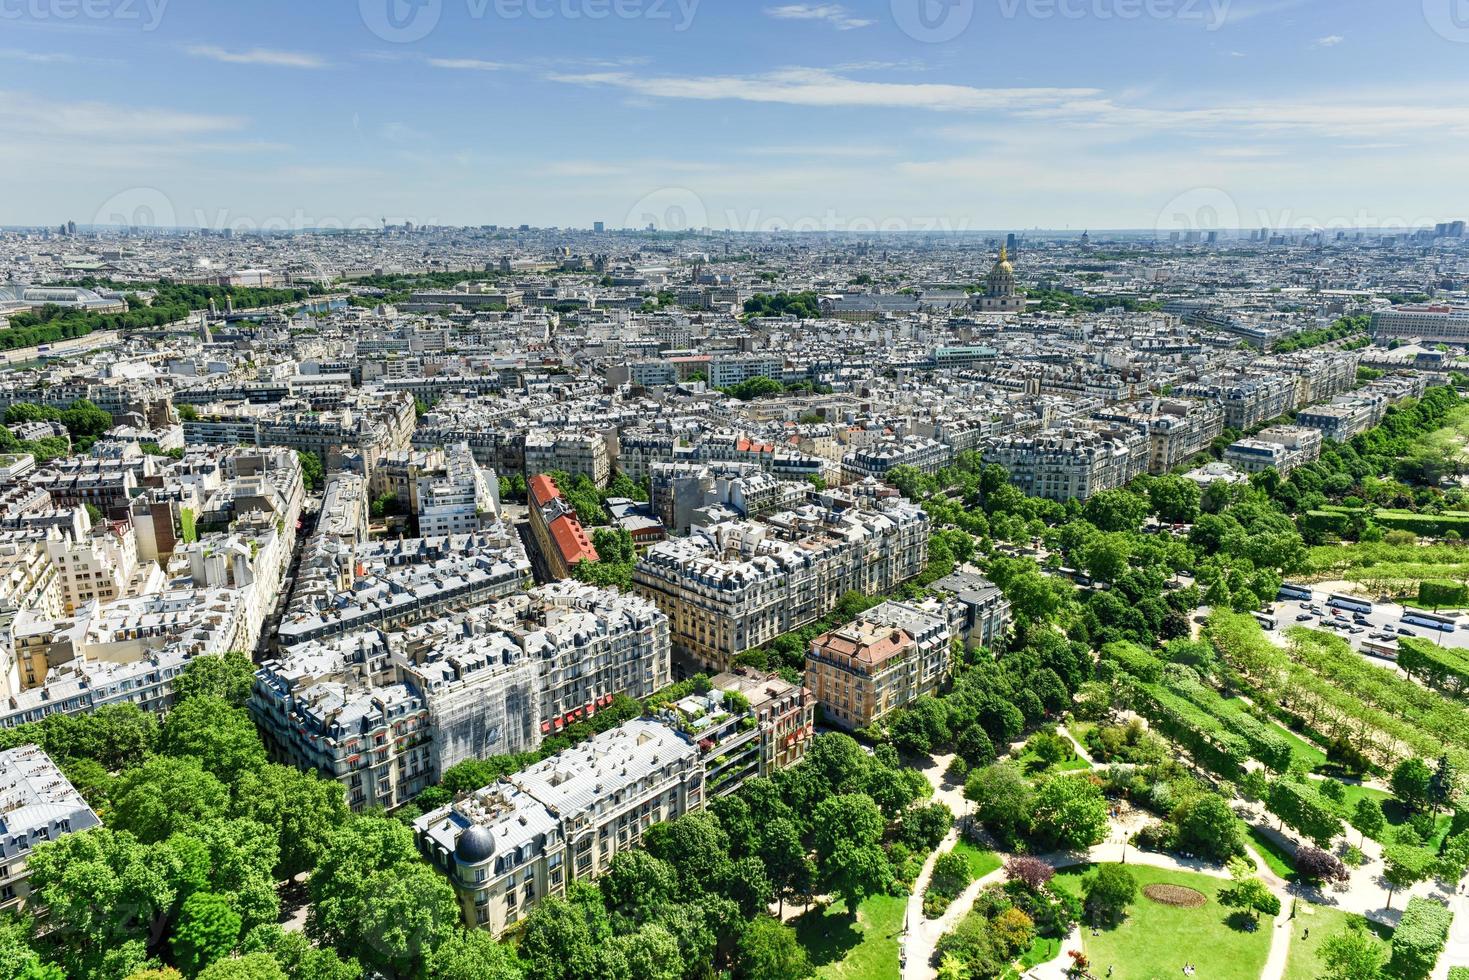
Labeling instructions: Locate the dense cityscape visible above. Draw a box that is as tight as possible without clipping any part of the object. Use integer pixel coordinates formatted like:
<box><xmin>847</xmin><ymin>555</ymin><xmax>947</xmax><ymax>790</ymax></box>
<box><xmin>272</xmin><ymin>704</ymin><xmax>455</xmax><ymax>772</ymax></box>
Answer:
<box><xmin>5</xmin><ymin>2</ymin><xmax>1469</xmax><ymax>980</ymax></box>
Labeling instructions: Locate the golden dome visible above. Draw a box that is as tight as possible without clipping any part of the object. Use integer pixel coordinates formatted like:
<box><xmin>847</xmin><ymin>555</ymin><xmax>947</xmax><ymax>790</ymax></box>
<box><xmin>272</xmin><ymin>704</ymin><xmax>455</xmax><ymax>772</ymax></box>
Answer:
<box><xmin>993</xmin><ymin>245</ymin><xmax>1014</xmax><ymax>275</ymax></box>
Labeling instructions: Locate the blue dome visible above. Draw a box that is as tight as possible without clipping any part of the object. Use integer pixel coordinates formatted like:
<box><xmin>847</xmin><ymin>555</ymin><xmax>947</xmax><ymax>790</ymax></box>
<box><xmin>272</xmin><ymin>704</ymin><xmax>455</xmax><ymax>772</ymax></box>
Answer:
<box><xmin>455</xmin><ymin>825</ymin><xmax>495</xmax><ymax>864</ymax></box>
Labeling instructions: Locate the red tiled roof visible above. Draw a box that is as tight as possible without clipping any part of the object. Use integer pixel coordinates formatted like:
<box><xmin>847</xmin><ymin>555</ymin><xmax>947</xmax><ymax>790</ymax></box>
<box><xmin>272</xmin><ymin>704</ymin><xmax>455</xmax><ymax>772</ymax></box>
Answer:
<box><xmin>529</xmin><ymin>474</ymin><xmax>560</xmax><ymax>507</ymax></box>
<box><xmin>549</xmin><ymin>513</ymin><xmax>599</xmax><ymax>566</ymax></box>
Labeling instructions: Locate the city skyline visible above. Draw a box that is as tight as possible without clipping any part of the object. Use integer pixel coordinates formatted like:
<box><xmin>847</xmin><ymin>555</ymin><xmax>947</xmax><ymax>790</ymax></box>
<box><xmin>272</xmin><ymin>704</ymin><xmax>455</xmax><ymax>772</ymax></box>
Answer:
<box><xmin>3</xmin><ymin>0</ymin><xmax>1467</xmax><ymax>232</ymax></box>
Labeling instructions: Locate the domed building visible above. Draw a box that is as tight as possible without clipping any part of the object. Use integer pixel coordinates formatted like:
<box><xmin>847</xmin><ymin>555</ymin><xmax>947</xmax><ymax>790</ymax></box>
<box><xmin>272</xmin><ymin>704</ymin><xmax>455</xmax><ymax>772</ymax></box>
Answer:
<box><xmin>973</xmin><ymin>245</ymin><xmax>1026</xmax><ymax>314</ymax></box>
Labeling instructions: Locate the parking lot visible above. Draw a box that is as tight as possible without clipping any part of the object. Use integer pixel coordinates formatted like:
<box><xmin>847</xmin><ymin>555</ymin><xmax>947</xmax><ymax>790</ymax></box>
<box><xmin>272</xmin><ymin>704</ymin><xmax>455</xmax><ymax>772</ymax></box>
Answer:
<box><xmin>1261</xmin><ymin>586</ymin><xmax>1469</xmax><ymax>659</ymax></box>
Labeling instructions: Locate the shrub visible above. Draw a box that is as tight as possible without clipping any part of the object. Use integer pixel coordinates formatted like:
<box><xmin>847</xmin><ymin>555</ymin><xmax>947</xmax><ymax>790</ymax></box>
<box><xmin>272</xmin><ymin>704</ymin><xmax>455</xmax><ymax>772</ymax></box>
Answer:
<box><xmin>1389</xmin><ymin>897</ymin><xmax>1453</xmax><ymax>979</ymax></box>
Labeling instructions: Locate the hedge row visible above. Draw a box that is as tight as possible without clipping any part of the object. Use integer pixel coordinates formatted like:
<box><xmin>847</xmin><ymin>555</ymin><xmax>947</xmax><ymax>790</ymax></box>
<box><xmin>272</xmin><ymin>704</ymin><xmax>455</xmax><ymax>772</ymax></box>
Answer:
<box><xmin>1375</xmin><ymin>509</ymin><xmax>1469</xmax><ymax>538</ymax></box>
<box><xmin>1134</xmin><ymin>682</ymin><xmax>1249</xmax><ymax>779</ymax></box>
<box><xmin>1100</xmin><ymin>640</ymin><xmax>1166</xmax><ymax>684</ymax></box>
<box><xmin>1397</xmin><ymin>637</ymin><xmax>1469</xmax><ymax>697</ymax></box>
<box><xmin>1390</xmin><ymin>897</ymin><xmax>1453</xmax><ymax>979</ymax></box>
<box><xmin>1169</xmin><ymin>676</ymin><xmax>1294</xmax><ymax>771</ymax></box>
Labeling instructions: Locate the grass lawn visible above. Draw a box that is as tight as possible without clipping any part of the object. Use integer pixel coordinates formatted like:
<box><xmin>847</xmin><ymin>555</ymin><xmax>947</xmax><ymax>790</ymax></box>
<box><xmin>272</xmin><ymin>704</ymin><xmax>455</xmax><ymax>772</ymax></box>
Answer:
<box><xmin>1013</xmin><ymin>748</ymin><xmax>1092</xmax><ymax>776</ymax></box>
<box><xmin>1281</xmin><ymin>903</ymin><xmax>1392</xmax><ymax>980</ymax></box>
<box><xmin>1247</xmin><ymin>825</ymin><xmax>1298</xmax><ymax>880</ymax></box>
<box><xmin>952</xmin><ymin>837</ymin><xmax>1002</xmax><ymax>881</ymax></box>
<box><xmin>1018</xmin><ymin>935</ymin><xmax>1063</xmax><ymax>970</ymax></box>
<box><xmin>794</xmin><ymin>892</ymin><xmax>905</xmax><ymax>980</ymax></box>
<box><xmin>1052</xmin><ymin>864</ymin><xmax>1272</xmax><ymax>980</ymax></box>
<box><xmin>1326</xmin><ymin>782</ymin><xmax>1454</xmax><ymax>848</ymax></box>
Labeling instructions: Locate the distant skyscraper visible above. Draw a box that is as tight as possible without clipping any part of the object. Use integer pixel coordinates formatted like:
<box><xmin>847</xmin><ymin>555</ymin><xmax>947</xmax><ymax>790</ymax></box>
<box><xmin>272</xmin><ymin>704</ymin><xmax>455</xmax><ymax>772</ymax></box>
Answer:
<box><xmin>66</xmin><ymin>220</ymin><xmax>76</xmax><ymax>236</ymax></box>
<box><xmin>594</xmin><ymin>221</ymin><xmax>605</xmax><ymax>233</ymax></box>
<box><xmin>1206</xmin><ymin>231</ymin><xmax>1218</xmax><ymax>244</ymax></box>
<box><xmin>1006</xmin><ymin>232</ymin><xmax>1018</xmax><ymax>256</ymax></box>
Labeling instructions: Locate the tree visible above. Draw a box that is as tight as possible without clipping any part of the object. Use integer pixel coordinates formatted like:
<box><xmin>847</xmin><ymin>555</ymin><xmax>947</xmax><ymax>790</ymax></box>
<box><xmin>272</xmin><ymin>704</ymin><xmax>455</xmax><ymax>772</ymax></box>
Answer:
<box><xmin>110</xmin><ymin>756</ymin><xmax>230</xmax><ymax>843</ymax></box>
<box><xmin>929</xmin><ymin>852</ymin><xmax>973</xmax><ymax>900</ymax></box>
<box><xmin>518</xmin><ymin>884</ymin><xmax>613</xmax><ymax>980</ymax></box>
<box><xmin>297</xmin><ymin>450</ymin><xmax>324</xmax><ymax>492</ymax></box>
<box><xmin>600</xmin><ymin>850</ymin><xmax>677</xmax><ymax>921</ymax></box>
<box><xmin>735</xmin><ymin>916</ymin><xmax>813</xmax><ymax>980</ymax></box>
<box><xmin>758</xmin><ymin>818</ymin><xmax>815</xmax><ymax>916</ymax></box>
<box><xmin>1082</xmin><ymin>864</ymin><xmax>1137</xmax><ymax>926</ymax></box>
<box><xmin>174</xmin><ymin>652</ymin><xmax>257</xmax><ymax>708</ymax></box>
<box><xmin>1219</xmin><ymin>876</ymin><xmax>1280</xmax><ymax>925</ymax></box>
<box><xmin>26</xmin><ymin>828</ymin><xmax>176</xmax><ymax>978</ymax></box>
<box><xmin>965</xmin><ymin>763</ymin><xmax>1034</xmax><ymax>845</ymax></box>
<box><xmin>642</xmin><ymin>812</ymin><xmax>730</xmax><ymax>899</ymax></box>
<box><xmin>195</xmin><ymin>954</ymin><xmax>287</xmax><ymax>980</ymax></box>
<box><xmin>1382</xmin><ymin>843</ymin><xmax>1436</xmax><ymax>909</ymax></box>
<box><xmin>1083</xmin><ymin>489</ymin><xmax>1149</xmax><ymax>533</ymax></box>
<box><xmin>172</xmin><ymin>892</ymin><xmax>243</xmax><ymax>977</ymax></box>
<box><xmin>239</xmin><ymin>926</ymin><xmax>362</xmax><ymax>980</ymax></box>
<box><xmin>229</xmin><ymin>764</ymin><xmax>349</xmax><ymax>880</ymax></box>
<box><xmin>158</xmin><ymin>696</ymin><xmax>268</xmax><ymax>785</ymax></box>
<box><xmin>718</xmin><ymin>856</ymin><xmax>775</xmax><ymax>919</ymax></box>
<box><xmin>1349</xmin><ymin>797</ymin><xmax>1386</xmax><ymax>846</ymax></box>
<box><xmin>1031</xmin><ymin>775</ymin><xmax>1108</xmax><ymax>850</ymax></box>
<box><xmin>812</xmin><ymin>794</ymin><xmax>884</xmax><ymax>857</ymax></box>
<box><xmin>352</xmin><ymin>863</ymin><xmax>461</xmax><ymax>978</ymax></box>
<box><xmin>607</xmin><ymin>923</ymin><xmax>682</xmax><ymax>980</ymax></box>
<box><xmin>1294</xmin><ymin>846</ymin><xmax>1349</xmax><ymax>887</ymax></box>
<box><xmin>1320</xmin><ymin>924</ymin><xmax>1386</xmax><ymax>980</ymax></box>
<box><xmin>1005</xmin><ymin>856</ymin><xmax>1056</xmax><ymax>892</ymax></box>
<box><xmin>822</xmin><ymin>841</ymin><xmax>892</xmax><ymax>916</ymax></box>
<box><xmin>1172</xmin><ymin>794</ymin><xmax>1245</xmax><ymax>862</ymax></box>
<box><xmin>307</xmin><ymin>817</ymin><xmax>423</xmax><ymax>956</ymax></box>
<box><xmin>898</xmin><ymin>802</ymin><xmax>953</xmax><ymax>852</ymax></box>
<box><xmin>1392</xmin><ymin>759</ymin><xmax>1434</xmax><ymax>813</ymax></box>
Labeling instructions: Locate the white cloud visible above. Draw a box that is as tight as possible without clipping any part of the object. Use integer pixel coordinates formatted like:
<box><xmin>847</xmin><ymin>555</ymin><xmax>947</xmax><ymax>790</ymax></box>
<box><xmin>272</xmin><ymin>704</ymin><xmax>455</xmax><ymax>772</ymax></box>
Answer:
<box><xmin>764</xmin><ymin>4</ymin><xmax>874</xmax><ymax>30</ymax></box>
<box><xmin>0</xmin><ymin>90</ymin><xmax>244</xmax><ymax>141</ymax></box>
<box><xmin>1313</xmin><ymin>35</ymin><xmax>1344</xmax><ymax>47</ymax></box>
<box><xmin>186</xmin><ymin>45</ymin><xmax>328</xmax><ymax>69</ymax></box>
<box><xmin>428</xmin><ymin>58</ymin><xmax>510</xmax><ymax>71</ymax></box>
<box><xmin>547</xmin><ymin>68</ymin><xmax>1100</xmax><ymax>112</ymax></box>
<box><xmin>0</xmin><ymin>49</ymin><xmax>76</xmax><ymax>64</ymax></box>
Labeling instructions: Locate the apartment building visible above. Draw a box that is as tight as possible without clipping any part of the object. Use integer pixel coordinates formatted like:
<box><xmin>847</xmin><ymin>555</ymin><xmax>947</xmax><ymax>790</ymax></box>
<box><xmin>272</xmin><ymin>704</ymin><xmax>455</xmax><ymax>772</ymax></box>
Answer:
<box><xmin>1370</xmin><ymin>305</ymin><xmax>1469</xmax><ymax>344</ymax></box>
<box><xmin>1222</xmin><ymin>425</ymin><xmax>1323</xmax><ymax>477</ymax></box>
<box><xmin>523</xmin><ymin>431</ymin><xmax>610</xmax><ymax>488</ymax></box>
<box><xmin>931</xmin><ymin>570</ymin><xmax>1013</xmax><ymax>650</ymax></box>
<box><xmin>414</xmin><ymin>719</ymin><xmax>702</xmax><ymax>935</ymax></box>
<box><xmin>256</xmin><ymin>583</ymin><xmax>670</xmax><ymax>811</ymax></box>
<box><xmin>982</xmin><ymin>427</ymin><xmax>1147</xmax><ymax>502</ymax></box>
<box><xmin>841</xmin><ymin>438</ymin><xmax>952</xmax><ymax>483</ymax></box>
<box><xmin>633</xmin><ymin>495</ymin><xmax>929</xmax><ymax>672</ymax></box>
<box><xmin>1176</xmin><ymin>375</ymin><xmax>1298</xmax><ymax>431</ymax></box>
<box><xmin>1093</xmin><ymin>398</ymin><xmax>1224</xmax><ymax>475</ymax></box>
<box><xmin>417</xmin><ymin>443</ymin><xmax>499</xmax><ymax>538</ymax></box>
<box><xmin>806</xmin><ymin>600</ymin><xmax>951</xmax><ymax>731</ymax></box>
<box><xmin>0</xmin><ymin>744</ymin><xmax>101</xmax><ymax>913</ymax></box>
<box><xmin>527</xmin><ymin>475</ymin><xmax>598</xmax><ymax>581</ymax></box>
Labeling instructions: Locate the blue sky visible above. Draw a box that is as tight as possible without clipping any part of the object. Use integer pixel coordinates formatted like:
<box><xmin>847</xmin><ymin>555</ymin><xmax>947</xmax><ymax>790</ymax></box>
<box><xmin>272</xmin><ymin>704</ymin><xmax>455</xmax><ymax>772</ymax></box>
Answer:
<box><xmin>2</xmin><ymin>0</ymin><xmax>1465</xmax><ymax>232</ymax></box>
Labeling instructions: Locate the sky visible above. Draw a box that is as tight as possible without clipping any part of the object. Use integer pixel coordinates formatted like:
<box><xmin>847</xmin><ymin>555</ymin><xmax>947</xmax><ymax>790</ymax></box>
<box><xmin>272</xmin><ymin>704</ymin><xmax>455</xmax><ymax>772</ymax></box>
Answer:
<box><xmin>1</xmin><ymin>0</ymin><xmax>1466</xmax><ymax>233</ymax></box>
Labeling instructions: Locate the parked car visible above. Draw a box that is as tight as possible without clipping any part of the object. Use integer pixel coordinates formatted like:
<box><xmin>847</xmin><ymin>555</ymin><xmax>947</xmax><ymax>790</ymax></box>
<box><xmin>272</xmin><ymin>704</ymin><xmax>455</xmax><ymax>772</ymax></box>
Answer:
<box><xmin>1296</xmin><ymin>613</ymin><xmax>1314</xmax><ymax>622</ymax></box>
<box><xmin>1397</xmin><ymin>627</ymin><xmax>1417</xmax><ymax>636</ymax></box>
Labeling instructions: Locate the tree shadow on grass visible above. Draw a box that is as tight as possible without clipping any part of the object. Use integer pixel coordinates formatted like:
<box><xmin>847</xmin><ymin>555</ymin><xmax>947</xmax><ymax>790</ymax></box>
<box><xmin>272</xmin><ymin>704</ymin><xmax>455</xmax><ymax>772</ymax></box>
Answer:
<box><xmin>1224</xmin><ymin>910</ymin><xmax>1263</xmax><ymax>933</ymax></box>
<box><xmin>792</xmin><ymin>902</ymin><xmax>864</xmax><ymax>967</ymax></box>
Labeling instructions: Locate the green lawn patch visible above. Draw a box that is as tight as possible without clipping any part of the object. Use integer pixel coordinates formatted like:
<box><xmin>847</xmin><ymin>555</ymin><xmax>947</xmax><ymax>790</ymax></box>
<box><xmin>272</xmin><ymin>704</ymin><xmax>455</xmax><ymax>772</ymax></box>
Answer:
<box><xmin>1247</xmin><ymin>825</ymin><xmax>1298</xmax><ymax>880</ymax></box>
<box><xmin>794</xmin><ymin>891</ymin><xmax>905</xmax><ymax>980</ymax></box>
<box><xmin>1017</xmin><ymin>935</ymin><xmax>1063</xmax><ymax>970</ymax></box>
<box><xmin>1281</xmin><ymin>903</ymin><xmax>1392</xmax><ymax>980</ymax></box>
<box><xmin>1051</xmin><ymin>864</ymin><xmax>1271</xmax><ymax>980</ymax></box>
<box><xmin>952</xmin><ymin>838</ymin><xmax>1002</xmax><ymax>881</ymax></box>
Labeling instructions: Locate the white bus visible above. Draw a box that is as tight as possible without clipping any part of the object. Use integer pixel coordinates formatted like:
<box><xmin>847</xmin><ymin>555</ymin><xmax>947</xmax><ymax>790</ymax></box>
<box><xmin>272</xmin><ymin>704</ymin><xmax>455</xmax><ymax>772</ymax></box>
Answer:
<box><xmin>1362</xmin><ymin>639</ymin><xmax>1399</xmax><ymax>661</ymax></box>
<box><xmin>1327</xmin><ymin>594</ymin><xmax>1373</xmax><ymax>615</ymax></box>
<box><xmin>1401</xmin><ymin>609</ymin><xmax>1458</xmax><ymax>633</ymax></box>
<box><xmin>1278</xmin><ymin>583</ymin><xmax>1313</xmax><ymax>602</ymax></box>
<box><xmin>1253</xmin><ymin>612</ymin><xmax>1279</xmax><ymax>631</ymax></box>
